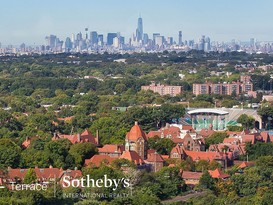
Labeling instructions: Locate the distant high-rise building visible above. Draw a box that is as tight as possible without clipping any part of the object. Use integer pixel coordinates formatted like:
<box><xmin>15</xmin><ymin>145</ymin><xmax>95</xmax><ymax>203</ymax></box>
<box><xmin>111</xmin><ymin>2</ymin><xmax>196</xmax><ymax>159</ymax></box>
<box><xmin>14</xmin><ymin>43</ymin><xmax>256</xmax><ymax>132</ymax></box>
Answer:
<box><xmin>153</xmin><ymin>33</ymin><xmax>160</xmax><ymax>46</ymax></box>
<box><xmin>76</xmin><ymin>32</ymin><xmax>83</xmax><ymax>41</ymax></box>
<box><xmin>85</xmin><ymin>28</ymin><xmax>88</xmax><ymax>39</ymax></box>
<box><xmin>90</xmin><ymin>31</ymin><xmax>98</xmax><ymax>45</ymax></box>
<box><xmin>198</xmin><ymin>35</ymin><xmax>205</xmax><ymax>51</ymax></box>
<box><xmin>204</xmin><ymin>37</ymin><xmax>211</xmax><ymax>52</ymax></box>
<box><xmin>178</xmin><ymin>31</ymin><xmax>182</xmax><ymax>45</ymax></box>
<box><xmin>98</xmin><ymin>34</ymin><xmax>104</xmax><ymax>46</ymax></box>
<box><xmin>143</xmin><ymin>33</ymin><xmax>149</xmax><ymax>45</ymax></box>
<box><xmin>71</xmin><ymin>34</ymin><xmax>75</xmax><ymax>43</ymax></box>
<box><xmin>250</xmin><ymin>38</ymin><xmax>255</xmax><ymax>47</ymax></box>
<box><xmin>45</xmin><ymin>35</ymin><xmax>57</xmax><ymax>49</ymax></box>
<box><xmin>155</xmin><ymin>36</ymin><xmax>164</xmax><ymax>47</ymax></box>
<box><xmin>136</xmin><ymin>16</ymin><xmax>143</xmax><ymax>42</ymax></box>
<box><xmin>107</xmin><ymin>33</ymin><xmax>117</xmax><ymax>45</ymax></box>
<box><xmin>65</xmin><ymin>37</ymin><xmax>72</xmax><ymax>52</ymax></box>
<box><xmin>167</xmin><ymin>37</ymin><xmax>173</xmax><ymax>45</ymax></box>
<box><xmin>113</xmin><ymin>37</ymin><xmax>119</xmax><ymax>48</ymax></box>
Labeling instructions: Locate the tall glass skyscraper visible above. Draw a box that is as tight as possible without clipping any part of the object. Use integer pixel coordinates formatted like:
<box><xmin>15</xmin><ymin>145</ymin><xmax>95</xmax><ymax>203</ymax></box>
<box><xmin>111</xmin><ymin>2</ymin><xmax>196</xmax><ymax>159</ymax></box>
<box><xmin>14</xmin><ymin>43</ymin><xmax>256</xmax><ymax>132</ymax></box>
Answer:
<box><xmin>136</xmin><ymin>17</ymin><xmax>143</xmax><ymax>42</ymax></box>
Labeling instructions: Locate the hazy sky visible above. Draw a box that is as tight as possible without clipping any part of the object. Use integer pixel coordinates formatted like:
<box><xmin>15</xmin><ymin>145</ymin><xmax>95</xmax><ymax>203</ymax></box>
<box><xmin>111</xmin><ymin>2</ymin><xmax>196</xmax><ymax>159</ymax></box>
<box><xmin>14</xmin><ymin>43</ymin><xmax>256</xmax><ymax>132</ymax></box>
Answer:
<box><xmin>0</xmin><ymin>0</ymin><xmax>272</xmax><ymax>45</ymax></box>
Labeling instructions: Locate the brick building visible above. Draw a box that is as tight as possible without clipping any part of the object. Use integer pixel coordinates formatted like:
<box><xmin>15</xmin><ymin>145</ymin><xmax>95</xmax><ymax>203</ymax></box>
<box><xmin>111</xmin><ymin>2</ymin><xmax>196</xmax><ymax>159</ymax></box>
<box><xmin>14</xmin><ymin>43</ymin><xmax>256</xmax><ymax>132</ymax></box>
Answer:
<box><xmin>141</xmin><ymin>82</ymin><xmax>182</xmax><ymax>97</ymax></box>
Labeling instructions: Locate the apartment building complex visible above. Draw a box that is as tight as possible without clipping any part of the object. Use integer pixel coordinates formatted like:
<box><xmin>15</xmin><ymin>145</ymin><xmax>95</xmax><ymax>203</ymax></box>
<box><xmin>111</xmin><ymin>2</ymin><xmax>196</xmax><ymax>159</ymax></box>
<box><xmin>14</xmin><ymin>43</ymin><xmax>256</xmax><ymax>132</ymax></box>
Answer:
<box><xmin>141</xmin><ymin>82</ymin><xmax>182</xmax><ymax>97</ymax></box>
<box><xmin>193</xmin><ymin>81</ymin><xmax>253</xmax><ymax>96</ymax></box>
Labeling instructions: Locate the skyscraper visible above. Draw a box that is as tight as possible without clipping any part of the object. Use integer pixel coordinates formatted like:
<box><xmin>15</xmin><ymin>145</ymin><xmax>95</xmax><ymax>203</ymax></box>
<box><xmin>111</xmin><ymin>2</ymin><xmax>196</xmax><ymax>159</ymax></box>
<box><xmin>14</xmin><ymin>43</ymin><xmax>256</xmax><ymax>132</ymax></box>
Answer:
<box><xmin>98</xmin><ymin>34</ymin><xmax>104</xmax><ymax>46</ymax></box>
<box><xmin>107</xmin><ymin>33</ymin><xmax>117</xmax><ymax>45</ymax></box>
<box><xmin>136</xmin><ymin>16</ymin><xmax>143</xmax><ymax>42</ymax></box>
<box><xmin>179</xmin><ymin>31</ymin><xmax>182</xmax><ymax>45</ymax></box>
<box><xmin>90</xmin><ymin>31</ymin><xmax>98</xmax><ymax>45</ymax></box>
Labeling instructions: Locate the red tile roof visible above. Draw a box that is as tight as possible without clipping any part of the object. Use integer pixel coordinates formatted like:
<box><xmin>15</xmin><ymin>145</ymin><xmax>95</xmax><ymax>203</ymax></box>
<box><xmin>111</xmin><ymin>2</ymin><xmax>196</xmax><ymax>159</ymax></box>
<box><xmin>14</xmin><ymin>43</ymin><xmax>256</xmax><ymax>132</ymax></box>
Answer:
<box><xmin>259</xmin><ymin>131</ymin><xmax>269</xmax><ymax>142</ymax></box>
<box><xmin>181</xmin><ymin>171</ymin><xmax>203</xmax><ymax>180</ymax></box>
<box><xmin>52</xmin><ymin>129</ymin><xmax>98</xmax><ymax>145</ymax></box>
<box><xmin>146</xmin><ymin>152</ymin><xmax>164</xmax><ymax>162</ymax></box>
<box><xmin>208</xmin><ymin>168</ymin><xmax>230</xmax><ymax>179</ymax></box>
<box><xmin>147</xmin><ymin>131</ymin><xmax>162</xmax><ymax>139</ymax></box>
<box><xmin>22</xmin><ymin>137</ymin><xmax>31</xmax><ymax>148</ymax></box>
<box><xmin>161</xmin><ymin>126</ymin><xmax>180</xmax><ymax>138</ymax></box>
<box><xmin>182</xmin><ymin>125</ymin><xmax>195</xmax><ymax>132</ymax></box>
<box><xmin>170</xmin><ymin>144</ymin><xmax>184</xmax><ymax>155</ymax></box>
<box><xmin>6</xmin><ymin>167</ymin><xmax>82</xmax><ymax>182</ymax></box>
<box><xmin>171</xmin><ymin>138</ymin><xmax>184</xmax><ymax>144</ymax></box>
<box><xmin>84</xmin><ymin>155</ymin><xmax>115</xmax><ymax>167</ymax></box>
<box><xmin>223</xmin><ymin>137</ymin><xmax>240</xmax><ymax>144</ymax></box>
<box><xmin>98</xmin><ymin>144</ymin><xmax>125</xmax><ymax>154</ymax></box>
<box><xmin>238</xmin><ymin>161</ymin><xmax>254</xmax><ymax>169</ymax></box>
<box><xmin>199</xmin><ymin>129</ymin><xmax>215</xmax><ymax>138</ymax></box>
<box><xmin>241</xmin><ymin>134</ymin><xmax>256</xmax><ymax>144</ymax></box>
<box><xmin>185</xmin><ymin>150</ymin><xmax>225</xmax><ymax>162</ymax></box>
<box><xmin>126</xmin><ymin>122</ymin><xmax>147</xmax><ymax>141</ymax></box>
<box><xmin>120</xmin><ymin>150</ymin><xmax>145</xmax><ymax>165</ymax></box>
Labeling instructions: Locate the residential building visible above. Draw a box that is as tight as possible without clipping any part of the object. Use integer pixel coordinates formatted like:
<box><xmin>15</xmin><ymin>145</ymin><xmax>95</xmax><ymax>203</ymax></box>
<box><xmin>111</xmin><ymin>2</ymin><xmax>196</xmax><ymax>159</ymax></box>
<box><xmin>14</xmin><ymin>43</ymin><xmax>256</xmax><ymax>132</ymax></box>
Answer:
<box><xmin>141</xmin><ymin>82</ymin><xmax>182</xmax><ymax>97</ymax></box>
<box><xmin>98</xmin><ymin>144</ymin><xmax>125</xmax><ymax>158</ymax></box>
<box><xmin>193</xmin><ymin>81</ymin><xmax>253</xmax><ymax>96</ymax></box>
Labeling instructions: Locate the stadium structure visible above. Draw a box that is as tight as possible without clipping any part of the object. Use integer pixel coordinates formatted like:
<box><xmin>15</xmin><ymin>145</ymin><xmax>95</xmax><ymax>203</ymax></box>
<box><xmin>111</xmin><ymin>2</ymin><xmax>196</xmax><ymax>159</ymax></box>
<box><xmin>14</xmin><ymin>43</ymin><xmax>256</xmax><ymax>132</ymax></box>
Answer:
<box><xmin>182</xmin><ymin>108</ymin><xmax>262</xmax><ymax>131</ymax></box>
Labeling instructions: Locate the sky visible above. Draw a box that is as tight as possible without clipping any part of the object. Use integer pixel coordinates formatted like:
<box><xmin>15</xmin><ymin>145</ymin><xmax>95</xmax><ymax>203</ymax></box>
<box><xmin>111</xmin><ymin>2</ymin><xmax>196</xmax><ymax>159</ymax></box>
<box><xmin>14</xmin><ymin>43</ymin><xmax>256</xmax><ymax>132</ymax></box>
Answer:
<box><xmin>0</xmin><ymin>0</ymin><xmax>273</xmax><ymax>45</ymax></box>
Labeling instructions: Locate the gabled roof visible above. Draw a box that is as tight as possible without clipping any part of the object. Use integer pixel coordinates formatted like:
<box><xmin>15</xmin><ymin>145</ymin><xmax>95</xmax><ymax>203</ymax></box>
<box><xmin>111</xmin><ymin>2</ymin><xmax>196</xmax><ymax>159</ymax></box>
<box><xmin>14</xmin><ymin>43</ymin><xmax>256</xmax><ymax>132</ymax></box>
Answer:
<box><xmin>171</xmin><ymin>138</ymin><xmax>184</xmax><ymax>144</ymax></box>
<box><xmin>22</xmin><ymin>137</ymin><xmax>31</xmax><ymax>149</ymax></box>
<box><xmin>185</xmin><ymin>150</ymin><xmax>226</xmax><ymax>161</ymax></box>
<box><xmin>146</xmin><ymin>152</ymin><xmax>164</xmax><ymax>162</ymax></box>
<box><xmin>52</xmin><ymin>129</ymin><xmax>98</xmax><ymax>145</ymax></box>
<box><xmin>147</xmin><ymin>131</ymin><xmax>162</xmax><ymax>139</ymax></box>
<box><xmin>199</xmin><ymin>129</ymin><xmax>215</xmax><ymax>138</ymax></box>
<box><xmin>238</xmin><ymin>161</ymin><xmax>254</xmax><ymax>169</ymax></box>
<box><xmin>80</xmin><ymin>129</ymin><xmax>98</xmax><ymax>145</ymax></box>
<box><xmin>126</xmin><ymin>122</ymin><xmax>147</xmax><ymax>141</ymax></box>
<box><xmin>98</xmin><ymin>144</ymin><xmax>125</xmax><ymax>154</ymax></box>
<box><xmin>84</xmin><ymin>155</ymin><xmax>115</xmax><ymax>167</ymax></box>
<box><xmin>181</xmin><ymin>171</ymin><xmax>203</xmax><ymax>180</ymax></box>
<box><xmin>241</xmin><ymin>134</ymin><xmax>256</xmax><ymax>144</ymax></box>
<box><xmin>223</xmin><ymin>137</ymin><xmax>240</xmax><ymax>144</ymax></box>
<box><xmin>259</xmin><ymin>131</ymin><xmax>269</xmax><ymax>142</ymax></box>
<box><xmin>160</xmin><ymin>126</ymin><xmax>180</xmax><ymax>138</ymax></box>
<box><xmin>182</xmin><ymin>125</ymin><xmax>195</xmax><ymax>132</ymax></box>
<box><xmin>170</xmin><ymin>144</ymin><xmax>184</xmax><ymax>155</ymax></box>
<box><xmin>6</xmin><ymin>167</ymin><xmax>82</xmax><ymax>181</ymax></box>
<box><xmin>120</xmin><ymin>150</ymin><xmax>145</xmax><ymax>165</ymax></box>
<box><xmin>208</xmin><ymin>168</ymin><xmax>230</xmax><ymax>179</ymax></box>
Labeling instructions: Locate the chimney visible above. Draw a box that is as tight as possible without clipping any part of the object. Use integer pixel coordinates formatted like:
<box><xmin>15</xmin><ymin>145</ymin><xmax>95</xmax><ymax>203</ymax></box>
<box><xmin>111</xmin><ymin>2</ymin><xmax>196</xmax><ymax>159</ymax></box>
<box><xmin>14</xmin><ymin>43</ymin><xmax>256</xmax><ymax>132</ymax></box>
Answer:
<box><xmin>26</xmin><ymin>136</ymin><xmax>29</xmax><ymax>141</ymax></box>
<box><xmin>166</xmin><ymin>123</ymin><xmax>170</xmax><ymax>128</ymax></box>
<box><xmin>49</xmin><ymin>165</ymin><xmax>53</xmax><ymax>169</ymax></box>
<box><xmin>135</xmin><ymin>121</ymin><xmax>138</xmax><ymax>125</ymax></box>
<box><xmin>77</xmin><ymin>133</ymin><xmax>81</xmax><ymax>142</ymax></box>
<box><xmin>74</xmin><ymin>167</ymin><xmax>78</xmax><ymax>170</ymax></box>
<box><xmin>96</xmin><ymin>130</ymin><xmax>100</xmax><ymax>145</ymax></box>
<box><xmin>115</xmin><ymin>145</ymin><xmax>118</xmax><ymax>152</ymax></box>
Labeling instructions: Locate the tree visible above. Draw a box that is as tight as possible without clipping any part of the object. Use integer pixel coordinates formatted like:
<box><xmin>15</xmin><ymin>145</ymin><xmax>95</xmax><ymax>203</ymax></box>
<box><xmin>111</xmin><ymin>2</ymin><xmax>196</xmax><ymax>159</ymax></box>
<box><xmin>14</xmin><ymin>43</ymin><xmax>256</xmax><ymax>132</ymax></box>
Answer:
<box><xmin>199</xmin><ymin>171</ymin><xmax>215</xmax><ymax>190</ymax></box>
<box><xmin>0</xmin><ymin>139</ymin><xmax>21</xmax><ymax>168</ymax></box>
<box><xmin>237</xmin><ymin>114</ymin><xmax>255</xmax><ymax>129</ymax></box>
<box><xmin>155</xmin><ymin>167</ymin><xmax>185</xmax><ymax>199</ymax></box>
<box><xmin>69</xmin><ymin>142</ymin><xmax>97</xmax><ymax>168</ymax></box>
<box><xmin>195</xmin><ymin>160</ymin><xmax>209</xmax><ymax>172</ymax></box>
<box><xmin>148</xmin><ymin>136</ymin><xmax>176</xmax><ymax>155</ymax></box>
<box><xmin>205</xmin><ymin>132</ymin><xmax>229</xmax><ymax>148</ymax></box>
<box><xmin>24</xmin><ymin>168</ymin><xmax>37</xmax><ymax>184</ymax></box>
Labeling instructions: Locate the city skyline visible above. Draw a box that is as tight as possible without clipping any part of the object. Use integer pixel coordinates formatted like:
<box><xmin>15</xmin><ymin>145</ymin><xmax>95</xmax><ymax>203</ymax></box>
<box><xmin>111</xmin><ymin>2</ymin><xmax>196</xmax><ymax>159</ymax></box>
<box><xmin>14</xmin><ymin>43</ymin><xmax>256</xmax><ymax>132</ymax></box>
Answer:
<box><xmin>1</xmin><ymin>0</ymin><xmax>273</xmax><ymax>45</ymax></box>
